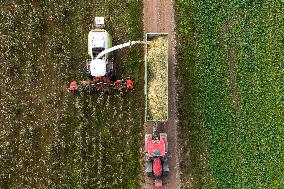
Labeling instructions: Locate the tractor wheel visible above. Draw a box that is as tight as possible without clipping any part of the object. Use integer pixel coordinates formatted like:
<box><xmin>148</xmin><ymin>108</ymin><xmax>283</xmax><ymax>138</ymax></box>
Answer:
<box><xmin>147</xmin><ymin>172</ymin><xmax>153</xmax><ymax>177</ymax></box>
<box><xmin>165</xmin><ymin>143</ymin><xmax>168</xmax><ymax>152</ymax></box>
<box><xmin>162</xmin><ymin>171</ymin><xmax>169</xmax><ymax>177</ymax></box>
<box><xmin>161</xmin><ymin>155</ymin><xmax>168</xmax><ymax>162</ymax></box>
<box><xmin>145</xmin><ymin>153</ymin><xmax>154</xmax><ymax>161</ymax></box>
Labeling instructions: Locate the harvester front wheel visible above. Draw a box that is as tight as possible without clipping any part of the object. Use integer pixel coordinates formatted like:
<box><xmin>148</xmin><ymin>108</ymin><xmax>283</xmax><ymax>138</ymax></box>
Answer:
<box><xmin>83</xmin><ymin>60</ymin><xmax>91</xmax><ymax>75</ymax></box>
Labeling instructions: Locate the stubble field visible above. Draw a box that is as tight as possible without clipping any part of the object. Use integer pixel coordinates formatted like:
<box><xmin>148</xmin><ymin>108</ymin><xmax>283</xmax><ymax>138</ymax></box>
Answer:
<box><xmin>0</xmin><ymin>1</ymin><xmax>144</xmax><ymax>188</ymax></box>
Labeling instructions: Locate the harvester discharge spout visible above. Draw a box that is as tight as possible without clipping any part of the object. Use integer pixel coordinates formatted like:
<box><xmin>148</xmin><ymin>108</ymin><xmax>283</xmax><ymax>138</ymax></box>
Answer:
<box><xmin>95</xmin><ymin>41</ymin><xmax>145</xmax><ymax>59</ymax></box>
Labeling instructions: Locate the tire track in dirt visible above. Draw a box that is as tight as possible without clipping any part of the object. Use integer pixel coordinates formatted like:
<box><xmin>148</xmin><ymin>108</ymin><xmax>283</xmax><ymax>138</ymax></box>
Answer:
<box><xmin>222</xmin><ymin>19</ymin><xmax>241</xmax><ymax>115</ymax></box>
<box><xmin>229</xmin><ymin>48</ymin><xmax>241</xmax><ymax>115</ymax></box>
<box><xmin>143</xmin><ymin>0</ymin><xmax>180</xmax><ymax>188</ymax></box>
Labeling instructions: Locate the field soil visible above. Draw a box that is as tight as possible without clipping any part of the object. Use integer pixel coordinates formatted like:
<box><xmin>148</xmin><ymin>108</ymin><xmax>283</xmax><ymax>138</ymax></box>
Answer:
<box><xmin>143</xmin><ymin>0</ymin><xmax>181</xmax><ymax>188</ymax></box>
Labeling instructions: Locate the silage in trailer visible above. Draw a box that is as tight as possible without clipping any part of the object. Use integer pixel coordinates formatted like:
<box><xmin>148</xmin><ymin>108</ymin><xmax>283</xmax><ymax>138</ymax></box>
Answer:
<box><xmin>145</xmin><ymin>33</ymin><xmax>168</xmax><ymax>122</ymax></box>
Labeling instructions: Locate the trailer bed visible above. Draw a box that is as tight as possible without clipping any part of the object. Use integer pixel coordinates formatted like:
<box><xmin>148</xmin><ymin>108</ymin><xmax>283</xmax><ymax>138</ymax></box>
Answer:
<box><xmin>145</xmin><ymin>33</ymin><xmax>168</xmax><ymax>122</ymax></box>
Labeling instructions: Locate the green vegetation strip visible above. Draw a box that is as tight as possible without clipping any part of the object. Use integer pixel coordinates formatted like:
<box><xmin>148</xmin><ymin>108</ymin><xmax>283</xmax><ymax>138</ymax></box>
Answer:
<box><xmin>0</xmin><ymin>0</ymin><xmax>143</xmax><ymax>188</ymax></box>
<box><xmin>176</xmin><ymin>1</ymin><xmax>284</xmax><ymax>189</ymax></box>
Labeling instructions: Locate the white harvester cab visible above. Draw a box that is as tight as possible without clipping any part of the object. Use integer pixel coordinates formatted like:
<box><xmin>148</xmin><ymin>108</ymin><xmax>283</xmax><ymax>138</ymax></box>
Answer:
<box><xmin>87</xmin><ymin>17</ymin><xmax>113</xmax><ymax>77</ymax></box>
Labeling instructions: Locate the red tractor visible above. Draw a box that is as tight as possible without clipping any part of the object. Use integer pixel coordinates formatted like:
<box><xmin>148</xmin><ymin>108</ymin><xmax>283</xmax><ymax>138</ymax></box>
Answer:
<box><xmin>145</xmin><ymin>133</ymin><xmax>169</xmax><ymax>187</ymax></box>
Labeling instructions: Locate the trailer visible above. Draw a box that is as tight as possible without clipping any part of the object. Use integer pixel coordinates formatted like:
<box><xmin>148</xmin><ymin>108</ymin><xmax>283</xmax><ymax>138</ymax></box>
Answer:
<box><xmin>144</xmin><ymin>33</ymin><xmax>169</xmax><ymax>187</ymax></box>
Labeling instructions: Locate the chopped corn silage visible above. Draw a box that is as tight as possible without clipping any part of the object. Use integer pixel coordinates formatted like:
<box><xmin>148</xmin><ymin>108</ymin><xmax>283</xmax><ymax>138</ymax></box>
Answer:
<box><xmin>146</xmin><ymin>36</ymin><xmax>168</xmax><ymax>121</ymax></box>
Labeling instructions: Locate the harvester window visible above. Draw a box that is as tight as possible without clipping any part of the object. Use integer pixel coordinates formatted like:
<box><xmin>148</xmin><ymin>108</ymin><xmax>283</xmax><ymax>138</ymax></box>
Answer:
<box><xmin>92</xmin><ymin>47</ymin><xmax>105</xmax><ymax>58</ymax></box>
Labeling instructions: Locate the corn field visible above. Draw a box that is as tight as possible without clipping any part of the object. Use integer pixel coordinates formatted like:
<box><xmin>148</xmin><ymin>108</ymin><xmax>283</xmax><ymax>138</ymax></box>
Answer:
<box><xmin>176</xmin><ymin>1</ymin><xmax>284</xmax><ymax>188</ymax></box>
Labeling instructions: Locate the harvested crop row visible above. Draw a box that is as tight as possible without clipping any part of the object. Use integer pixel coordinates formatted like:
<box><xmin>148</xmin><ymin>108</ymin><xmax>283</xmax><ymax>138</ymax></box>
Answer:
<box><xmin>0</xmin><ymin>0</ymin><xmax>144</xmax><ymax>188</ymax></box>
<box><xmin>146</xmin><ymin>36</ymin><xmax>168</xmax><ymax>121</ymax></box>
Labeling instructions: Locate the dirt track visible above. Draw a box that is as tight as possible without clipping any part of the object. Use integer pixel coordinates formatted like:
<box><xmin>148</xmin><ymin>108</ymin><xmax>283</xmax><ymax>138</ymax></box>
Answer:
<box><xmin>143</xmin><ymin>0</ymin><xmax>180</xmax><ymax>188</ymax></box>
